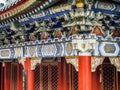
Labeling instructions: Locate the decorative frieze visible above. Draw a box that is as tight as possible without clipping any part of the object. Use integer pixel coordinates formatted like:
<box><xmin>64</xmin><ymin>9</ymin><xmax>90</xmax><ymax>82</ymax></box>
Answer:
<box><xmin>41</xmin><ymin>44</ymin><xmax>57</xmax><ymax>57</ymax></box>
<box><xmin>94</xmin><ymin>1</ymin><xmax>116</xmax><ymax>11</ymax></box>
<box><xmin>0</xmin><ymin>49</ymin><xmax>11</xmax><ymax>59</ymax></box>
<box><xmin>26</xmin><ymin>46</ymin><xmax>37</xmax><ymax>57</ymax></box>
<box><xmin>72</xmin><ymin>34</ymin><xmax>96</xmax><ymax>56</ymax></box>
<box><xmin>55</xmin><ymin>43</ymin><xmax>64</xmax><ymax>57</ymax></box>
<box><xmin>65</xmin><ymin>42</ymin><xmax>76</xmax><ymax>56</ymax></box>
<box><xmin>92</xmin><ymin>25</ymin><xmax>105</xmax><ymax>36</ymax></box>
<box><xmin>14</xmin><ymin>47</ymin><xmax>24</xmax><ymax>58</ymax></box>
<box><xmin>0</xmin><ymin>34</ymin><xmax>119</xmax><ymax>59</ymax></box>
<box><xmin>98</xmin><ymin>42</ymin><xmax>119</xmax><ymax>56</ymax></box>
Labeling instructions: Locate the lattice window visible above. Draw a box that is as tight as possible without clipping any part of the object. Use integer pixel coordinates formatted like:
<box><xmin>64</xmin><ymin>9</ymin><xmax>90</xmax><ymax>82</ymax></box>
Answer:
<box><xmin>34</xmin><ymin>64</ymin><xmax>40</xmax><ymax>90</ymax></box>
<box><xmin>34</xmin><ymin>63</ymin><xmax>59</xmax><ymax>90</ymax></box>
<box><xmin>71</xmin><ymin>65</ymin><xmax>78</xmax><ymax>90</ymax></box>
<box><xmin>41</xmin><ymin>64</ymin><xmax>49</xmax><ymax>90</ymax></box>
<box><xmin>50</xmin><ymin>65</ymin><xmax>59</xmax><ymax>90</ymax></box>
<box><xmin>102</xmin><ymin>64</ymin><xmax>116</xmax><ymax>90</ymax></box>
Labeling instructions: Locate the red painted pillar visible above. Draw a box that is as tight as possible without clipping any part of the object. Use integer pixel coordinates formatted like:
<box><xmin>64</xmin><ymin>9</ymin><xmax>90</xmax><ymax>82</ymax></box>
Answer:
<box><xmin>78</xmin><ymin>56</ymin><xmax>92</xmax><ymax>90</ymax></box>
<box><xmin>24</xmin><ymin>58</ymin><xmax>34</xmax><ymax>90</ymax></box>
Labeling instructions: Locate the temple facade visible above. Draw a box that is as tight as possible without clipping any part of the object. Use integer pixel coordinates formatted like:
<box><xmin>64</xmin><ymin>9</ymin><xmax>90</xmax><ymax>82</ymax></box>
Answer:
<box><xmin>0</xmin><ymin>0</ymin><xmax>120</xmax><ymax>90</ymax></box>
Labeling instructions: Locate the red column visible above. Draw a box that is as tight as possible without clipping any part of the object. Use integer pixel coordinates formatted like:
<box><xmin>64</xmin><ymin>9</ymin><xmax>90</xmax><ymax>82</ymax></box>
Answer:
<box><xmin>78</xmin><ymin>56</ymin><xmax>92</xmax><ymax>90</ymax></box>
<box><xmin>24</xmin><ymin>58</ymin><xmax>34</xmax><ymax>90</ymax></box>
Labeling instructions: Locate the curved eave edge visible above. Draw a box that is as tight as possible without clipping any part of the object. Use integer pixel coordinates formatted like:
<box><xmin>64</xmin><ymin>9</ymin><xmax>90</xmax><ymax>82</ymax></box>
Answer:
<box><xmin>0</xmin><ymin>0</ymin><xmax>59</xmax><ymax>21</ymax></box>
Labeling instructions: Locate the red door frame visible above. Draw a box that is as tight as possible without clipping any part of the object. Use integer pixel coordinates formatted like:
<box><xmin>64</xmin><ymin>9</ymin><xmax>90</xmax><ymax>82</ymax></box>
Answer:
<box><xmin>4</xmin><ymin>62</ymin><xmax>11</xmax><ymax>90</ymax></box>
<box><xmin>118</xmin><ymin>72</ymin><xmax>120</xmax><ymax>90</ymax></box>
<box><xmin>61</xmin><ymin>58</ymin><xmax>70</xmax><ymax>90</ymax></box>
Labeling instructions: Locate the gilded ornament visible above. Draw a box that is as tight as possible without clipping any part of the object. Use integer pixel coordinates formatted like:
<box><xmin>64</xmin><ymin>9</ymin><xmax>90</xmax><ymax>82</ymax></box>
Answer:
<box><xmin>66</xmin><ymin>43</ymin><xmax>73</xmax><ymax>55</ymax></box>
<box><xmin>1</xmin><ymin>50</ymin><xmax>9</xmax><ymax>57</ymax></box>
<box><xmin>17</xmin><ymin>48</ymin><xmax>22</xmax><ymax>57</ymax></box>
<box><xmin>105</xmin><ymin>44</ymin><xmax>115</xmax><ymax>53</ymax></box>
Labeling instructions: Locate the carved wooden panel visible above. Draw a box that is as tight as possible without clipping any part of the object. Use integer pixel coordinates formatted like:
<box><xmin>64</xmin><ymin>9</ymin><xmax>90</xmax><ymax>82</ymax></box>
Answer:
<box><xmin>34</xmin><ymin>63</ymin><xmax>59</xmax><ymax>90</ymax></box>
<box><xmin>41</xmin><ymin>64</ymin><xmax>49</xmax><ymax>90</ymax></box>
<box><xmin>102</xmin><ymin>64</ymin><xmax>116</xmax><ymax>90</ymax></box>
<box><xmin>34</xmin><ymin>64</ymin><xmax>40</xmax><ymax>90</ymax></box>
<box><xmin>71</xmin><ymin>65</ymin><xmax>78</xmax><ymax>90</ymax></box>
<box><xmin>50</xmin><ymin>65</ymin><xmax>59</xmax><ymax>90</ymax></box>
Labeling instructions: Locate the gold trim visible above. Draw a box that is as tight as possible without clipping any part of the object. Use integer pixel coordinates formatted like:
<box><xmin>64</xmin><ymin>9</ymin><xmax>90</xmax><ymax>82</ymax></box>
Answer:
<box><xmin>65</xmin><ymin>56</ymin><xmax>78</xmax><ymax>59</ymax></box>
<box><xmin>31</xmin><ymin>57</ymin><xmax>41</xmax><ymax>61</ymax></box>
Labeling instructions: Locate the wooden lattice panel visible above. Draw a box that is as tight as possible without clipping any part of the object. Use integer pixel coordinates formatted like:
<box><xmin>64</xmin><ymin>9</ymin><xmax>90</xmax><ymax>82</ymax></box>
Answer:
<box><xmin>50</xmin><ymin>65</ymin><xmax>59</xmax><ymax>90</ymax></box>
<box><xmin>41</xmin><ymin>65</ymin><xmax>49</xmax><ymax>90</ymax></box>
<box><xmin>102</xmin><ymin>64</ymin><xmax>116</xmax><ymax>90</ymax></box>
<box><xmin>34</xmin><ymin>64</ymin><xmax>40</xmax><ymax>90</ymax></box>
<box><xmin>71</xmin><ymin>65</ymin><xmax>78</xmax><ymax>90</ymax></box>
<box><xmin>34</xmin><ymin>63</ymin><xmax>59</xmax><ymax>90</ymax></box>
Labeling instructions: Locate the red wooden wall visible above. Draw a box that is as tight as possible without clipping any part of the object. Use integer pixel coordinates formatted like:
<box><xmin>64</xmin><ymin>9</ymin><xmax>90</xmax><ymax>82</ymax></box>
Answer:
<box><xmin>92</xmin><ymin>66</ymin><xmax>102</xmax><ymax>90</ymax></box>
<box><xmin>0</xmin><ymin>63</ymin><xmax>3</xmax><ymax>90</ymax></box>
<box><xmin>118</xmin><ymin>72</ymin><xmax>120</xmax><ymax>90</ymax></box>
<box><xmin>0</xmin><ymin>62</ymin><xmax>23</xmax><ymax>90</ymax></box>
<box><xmin>4</xmin><ymin>62</ymin><xmax>11</xmax><ymax>90</ymax></box>
<box><xmin>0</xmin><ymin>63</ymin><xmax>1</xmax><ymax>90</ymax></box>
<box><xmin>61</xmin><ymin>58</ymin><xmax>70</xmax><ymax>90</ymax></box>
<box><xmin>0</xmin><ymin>61</ymin><xmax>120</xmax><ymax>90</ymax></box>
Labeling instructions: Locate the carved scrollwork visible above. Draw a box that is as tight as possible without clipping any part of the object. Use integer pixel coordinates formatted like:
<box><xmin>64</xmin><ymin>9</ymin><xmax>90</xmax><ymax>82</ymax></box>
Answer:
<box><xmin>91</xmin><ymin>57</ymin><xmax>104</xmax><ymax>72</ymax></box>
<box><xmin>18</xmin><ymin>57</ymin><xmax>26</xmax><ymax>66</ymax></box>
<box><xmin>30</xmin><ymin>57</ymin><xmax>42</xmax><ymax>70</ymax></box>
<box><xmin>65</xmin><ymin>56</ymin><xmax>78</xmax><ymax>71</ymax></box>
<box><xmin>65</xmin><ymin>56</ymin><xmax>105</xmax><ymax>72</ymax></box>
<box><xmin>109</xmin><ymin>57</ymin><xmax>120</xmax><ymax>71</ymax></box>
